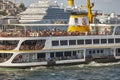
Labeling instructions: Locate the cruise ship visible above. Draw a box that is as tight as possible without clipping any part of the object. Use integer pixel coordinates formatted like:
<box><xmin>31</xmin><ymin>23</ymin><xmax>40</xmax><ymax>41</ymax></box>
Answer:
<box><xmin>0</xmin><ymin>0</ymin><xmax>120</xmax><ymax>68</ymax></box>
<box><xmin>19</xmin><ymin>0</ymin><xmax>70</xmax><ymax>24</ymax></box>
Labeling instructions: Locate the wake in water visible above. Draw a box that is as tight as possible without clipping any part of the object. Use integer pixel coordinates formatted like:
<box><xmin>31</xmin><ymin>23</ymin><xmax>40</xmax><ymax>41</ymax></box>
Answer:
<box><xmin>24</xmin><ymin>61</ymin><xmax>120</xmax><ymax>71</ymax></box>
<box><xmin>78</xmin><ymin>61</ymin><xmax>120</xmax><ymax>68</ymax></box>
<box><xmin>1</xmin><ymin>61</ymin><xmax>120</xmax><ymax>71</ymax></box>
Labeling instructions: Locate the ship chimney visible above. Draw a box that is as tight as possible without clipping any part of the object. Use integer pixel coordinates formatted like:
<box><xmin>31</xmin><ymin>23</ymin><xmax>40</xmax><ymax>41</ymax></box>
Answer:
<box><xmin>67</xmin><ymin>0</ymin><xmax>74</xmax><ymax>7</ymax></box>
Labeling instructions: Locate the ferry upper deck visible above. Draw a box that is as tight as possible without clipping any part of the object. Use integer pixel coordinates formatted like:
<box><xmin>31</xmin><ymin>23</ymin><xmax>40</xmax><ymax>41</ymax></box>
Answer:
<box><xmin>0</xmin><ymin>23</ymin><xmax>120</xmax><ymax>37</ymax></box>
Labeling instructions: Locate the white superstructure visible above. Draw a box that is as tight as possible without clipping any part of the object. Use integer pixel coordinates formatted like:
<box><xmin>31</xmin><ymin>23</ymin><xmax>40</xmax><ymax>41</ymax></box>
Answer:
<box><xmin>95</xmin><ymin>13</ymin><xmax>120</xmax><ymax>24</ymax></box>
<box><xmin>19</xmin><ymin>0</ymin><xmax>70</xmax><ymax>24</ymax></box>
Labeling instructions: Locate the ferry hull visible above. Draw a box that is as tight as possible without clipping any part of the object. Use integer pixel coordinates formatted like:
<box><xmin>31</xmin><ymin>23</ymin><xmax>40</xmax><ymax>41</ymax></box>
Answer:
<box><xmin>93</xmin><ymin>58</ymin><xmax>120</xmax><ymax>63</ymax></box>
<box><xmin>0</xmin><ymin>57</ymin><xmax>120</xmax><ymax>68</ymax></box>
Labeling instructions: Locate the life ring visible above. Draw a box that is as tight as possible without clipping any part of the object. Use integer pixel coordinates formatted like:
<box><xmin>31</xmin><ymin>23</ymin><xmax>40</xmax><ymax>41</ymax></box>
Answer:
<box><xmin>19</xmin><ymin>55</ymin><xmax>22</xmax><ymax>59</ymax></box>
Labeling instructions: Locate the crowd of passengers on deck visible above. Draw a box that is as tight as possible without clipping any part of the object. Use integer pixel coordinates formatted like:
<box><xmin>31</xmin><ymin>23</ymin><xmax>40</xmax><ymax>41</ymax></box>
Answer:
<box><xmin>0</xmin><ymin>29</ymin><xmax>114</xmax><ymax>37</ymax></box>
<box><xmin>0</xmin><ymin>45</ymin><xmax>15</xmax><ymax>50</ymax></box>
<box><xmin>0</xmin><ymin>44</ymin><xmax>44</xmax><ymax>50</ymax></box>
<box><xmin>19</xmin><ymin>44</ymin><xmax>44</xmax><ymax>51</ymax></box>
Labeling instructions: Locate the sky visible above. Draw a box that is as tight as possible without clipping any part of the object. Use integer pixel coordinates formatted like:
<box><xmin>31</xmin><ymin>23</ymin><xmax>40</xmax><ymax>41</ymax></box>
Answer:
<box><xmin>13</xmin><ymin>0</ymin><xmax>120</xmax><ymax>14</ymax></box>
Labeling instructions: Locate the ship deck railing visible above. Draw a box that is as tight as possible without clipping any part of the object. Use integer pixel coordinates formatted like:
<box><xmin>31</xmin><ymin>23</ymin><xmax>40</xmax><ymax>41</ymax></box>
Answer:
<box><xmin>12</xmin><ymin>55</ymin><xmax>82</xmax><ymax>63</ymax></box>
<box><xmin>0</xmin><ymin>30</ymin><xmax>116</xmax><ymax>37</ymax></box>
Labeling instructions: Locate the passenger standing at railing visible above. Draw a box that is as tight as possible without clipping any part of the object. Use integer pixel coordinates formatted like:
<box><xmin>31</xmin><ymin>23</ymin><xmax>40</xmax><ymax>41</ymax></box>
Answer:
<box><xmin>26</xmin><ymin>29</ymin><xmax>31</xmax><ymax>37</ymax></box>
<box><xmin>34</xmin><ymin>31</ymin><xmax>39</xmax><ymax>37</ymax></box>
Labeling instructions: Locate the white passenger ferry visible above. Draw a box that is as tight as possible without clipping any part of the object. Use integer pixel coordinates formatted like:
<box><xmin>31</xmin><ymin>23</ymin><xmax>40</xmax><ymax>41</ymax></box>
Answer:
<box><xmin>0</xmin><ymin>0</ymin><xmax>120</xmax><ymax>68</ymax></box>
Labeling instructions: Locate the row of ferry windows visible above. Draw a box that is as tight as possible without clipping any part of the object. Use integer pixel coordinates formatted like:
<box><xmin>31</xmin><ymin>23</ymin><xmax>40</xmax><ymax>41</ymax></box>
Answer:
<box><xmin>52</xmin><ymin>38</ymin><xmax>120</xmax><ymax>46</ymax></box>
<box><xmin>36</xmin><ymin>51</ymin><xmax>77</xmax><ymax>58</ymax></box>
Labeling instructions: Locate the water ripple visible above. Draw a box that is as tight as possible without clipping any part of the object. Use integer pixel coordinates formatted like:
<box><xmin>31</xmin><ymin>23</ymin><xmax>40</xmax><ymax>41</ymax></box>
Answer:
<box><xmin>0</xmin><ymin>62</ymin><xmax>120</xmax><ymax>80</ymax></box>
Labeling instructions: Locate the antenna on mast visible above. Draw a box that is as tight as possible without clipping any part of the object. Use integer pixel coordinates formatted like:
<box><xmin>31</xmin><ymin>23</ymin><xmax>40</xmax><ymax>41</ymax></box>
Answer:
<box><xmin>87</xmin><ymin>0</ymin><xmax>94</xmax><ymax>23</ymax></box>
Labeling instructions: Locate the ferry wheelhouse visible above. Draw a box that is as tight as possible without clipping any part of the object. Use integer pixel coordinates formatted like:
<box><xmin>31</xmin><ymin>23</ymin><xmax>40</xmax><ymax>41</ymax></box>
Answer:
<box><xmin>0</xmin><ymin>0</ymin><xmax>120</xmax><ymax>67</ymax></box>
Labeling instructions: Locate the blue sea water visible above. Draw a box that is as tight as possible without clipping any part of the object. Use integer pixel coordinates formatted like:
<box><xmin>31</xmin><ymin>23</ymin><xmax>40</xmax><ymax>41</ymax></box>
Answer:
<box><xmin>0</xmin><ymin>62</ymin><xmax>120</xmax><ymax>80</ymax></box>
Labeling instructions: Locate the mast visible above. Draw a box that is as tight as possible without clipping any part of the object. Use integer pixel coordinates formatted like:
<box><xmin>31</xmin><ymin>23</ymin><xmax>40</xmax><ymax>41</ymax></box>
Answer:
<box><xmin>87</xmin><ymin>0</ymin><xmax>94</xmax><ymax>23</ymax></box>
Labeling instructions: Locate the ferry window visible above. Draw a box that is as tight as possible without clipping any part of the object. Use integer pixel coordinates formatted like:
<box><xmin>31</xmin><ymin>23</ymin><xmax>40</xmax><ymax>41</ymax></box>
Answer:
<box><xmin>117</xmin><ymin>48</ymin><xmax>120</xmax><ymax>53</ymax></box>
<box><xmin>77</xmin><ymin>40</ymin><xmax>84</xmax><ymax>45</ymax></box>
<box><xmin>0</xmin><ymin>53</ymin><xmax>12</xmax><ymax>58</ymax></box>
<box><xmin>100</xmin><ymin>50</ymin><xmax>103</xmax><ymax>53</ymax></box>
<box><xmin>97</xmin><ymin>50</ymin><xmax>99</xmax><ymax>53</ymax></box>
<box><xmin>64</xmin><ymin>51</ymin><xmax>71</xmax><ymax>56</ymax></box>
<box><xmin>93</xmin><ymin>50</ymin><xmax>95</xmax><ymax>54</ymax></box>
<box><xmin>75</xmin><ymin>18</ymin><xmax>78</xmax><ymax>24</ymax></box>
<box><xmin>115</xmin><ymin>38</ymin><xmax>120</xmax><ymax>43</ymax></box>
<box><xmin>115</xmin><ymin>26</ymin><xmax>120</xmax><ymax>35</ymax></box>
<box><xmin>50</xmin><ymin>52</ymin><xmax>54</xmax><ymax>58</ymax></box>
<box><xmin>52</xmin><ymin>40</ymin><xmax>59</xmax><ymax>46</ymax></box>
<box><xmin>60</xmin><ymin>40</ymin><xmax>68</xmax><ymax>46</ymax></box>
<box><xmin>91</xmin><ymin>26</ymin><xmax>95</xmax><ymax>30</ymax></box>
<box><xmin>116</xmin><ymin>48</ymin><xmax>120</xmax><ymax>56</ymax></box>
<box><xmin>89</xmin><ymin>51</ymin><xmax>91</xmax><ymax>54</ymax></box>
<box><xmin>0</xmin><ymin>53</ymin><xmax>13</xmax><ymax>63</ymax></box>
<box><xmin>20</xmin><ymin>40</ymin><xmax>45</xmax><ymax>50</ymax></box>
<box><xmin>37</xmin><ymin>53</ymin><xmax>45</xmax><ymax>58</ymax></box>
<box><xmin>0</xmin><ymin>40</ymin><xmax>19</xmax><ymax>50</ymax></box>
<box><xmin>69</xmin><ymin>40</ymin><xmax>76</xmax><ymax>45</ymax></box>
<box><xmin>73</xmin><ymin>51</ymin><xmax>76</xmax><ymax>56</ymax></box>
<box><xmin>85</xmin><ymin>39</ymin><xmax>92</xmax><ymax>44</ymax></box>
<box><xmin>93</xmin><ymin>39</ymin><xmax>99</xmax><ymax>44</ymax></box>
<box><xmin>108</xmin><ymin>39</ymin><xmax>114</xmax><ymax>43</ymax></box>
<box><xmin>56</xmin><ymin>52</ymin><xmax>63</xmax><ymax>57</ymax></box>
<box><xmin>101</xmin><ymin>39</ymin><xmax>107</xmax><ymax>44</ymax></box>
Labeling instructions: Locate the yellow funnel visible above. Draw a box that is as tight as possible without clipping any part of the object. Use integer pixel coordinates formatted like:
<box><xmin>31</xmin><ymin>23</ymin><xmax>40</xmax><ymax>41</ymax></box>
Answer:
<box><xmin>67</xmin><ymin>14</ymin><xmax>90</xmax><ymax>32</ymax></box>
<box><xmin>68</xmin><ymin>0</ymin><xmax>74</xmax><ymax>7</ymax></box>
